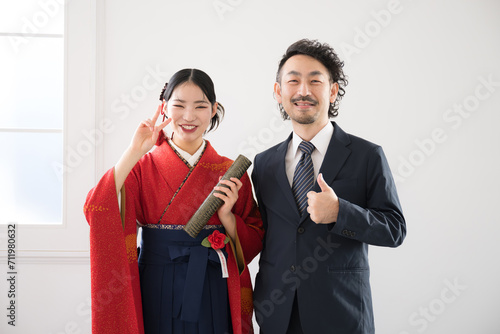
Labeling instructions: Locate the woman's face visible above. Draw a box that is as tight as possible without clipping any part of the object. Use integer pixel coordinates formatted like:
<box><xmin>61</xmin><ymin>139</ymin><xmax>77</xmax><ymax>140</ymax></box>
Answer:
<box><xmin>164</xmin><ymin>82</ymin><xmax>217</xmax><ymax>152</ymax></box>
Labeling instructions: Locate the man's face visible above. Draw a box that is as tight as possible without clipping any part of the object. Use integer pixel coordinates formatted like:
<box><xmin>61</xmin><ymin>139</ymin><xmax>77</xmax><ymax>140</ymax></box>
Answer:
<box><xmin>275</xmin><ymin>54</ymin><xmax>338</xmax><ymax>125</ymax></box>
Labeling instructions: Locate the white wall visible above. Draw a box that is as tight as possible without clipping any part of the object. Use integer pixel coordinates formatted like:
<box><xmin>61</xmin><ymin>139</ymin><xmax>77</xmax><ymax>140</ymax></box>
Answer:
<box><xmin>2</xmin><ymin>0</ymin><xmax>500</xmax><ymax>333</ymax></box>
<box><xmin>1</xmin><ymin>0</ymin><xmax>95</xmax><ymax>333</ymax></box>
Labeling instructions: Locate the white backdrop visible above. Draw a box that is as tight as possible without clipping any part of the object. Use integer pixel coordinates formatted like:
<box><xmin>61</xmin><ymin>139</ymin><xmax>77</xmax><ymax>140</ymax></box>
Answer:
<box><xmin>2</xmin><ymin>0</ymin><xmax>499</xmax><ymax>333</ymax></box>
<box><xmin>101</xmin><ymin>0</ymin><xmax>500</xmax><ymax>333</ymax></box>
<box><xmin>99</xmin><ymin>1</ymin><xmax>500</xmax><ymax>332</ymax></box>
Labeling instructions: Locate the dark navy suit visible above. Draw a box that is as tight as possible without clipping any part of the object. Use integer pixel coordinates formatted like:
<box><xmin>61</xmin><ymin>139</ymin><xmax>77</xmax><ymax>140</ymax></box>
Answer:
<box><xmin>252</xmin><ymin>122</ymin><xmax>406</xmax><ymax>334</ymax></box>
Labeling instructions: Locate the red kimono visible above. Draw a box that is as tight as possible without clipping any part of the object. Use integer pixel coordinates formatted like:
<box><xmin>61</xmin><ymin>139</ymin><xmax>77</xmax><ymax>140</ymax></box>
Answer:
<box><xmin>84</xmin><ymin>136</ymin><xmax>264</xmax><ymax>334</ymax></box>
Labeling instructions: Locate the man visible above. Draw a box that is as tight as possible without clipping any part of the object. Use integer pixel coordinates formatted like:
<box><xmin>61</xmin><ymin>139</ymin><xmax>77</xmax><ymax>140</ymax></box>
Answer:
<box><xmin>251</xmin><ymin>39</ymin><xmax>406</xmax><ymax>334</ymax></box>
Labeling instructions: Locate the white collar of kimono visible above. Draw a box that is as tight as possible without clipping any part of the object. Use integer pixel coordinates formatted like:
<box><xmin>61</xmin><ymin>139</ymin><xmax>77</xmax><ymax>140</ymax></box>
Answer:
<box><xmin>169</xmin><ymin>139</ymin><xmax>206</xmax><ymax>167</ymax></box>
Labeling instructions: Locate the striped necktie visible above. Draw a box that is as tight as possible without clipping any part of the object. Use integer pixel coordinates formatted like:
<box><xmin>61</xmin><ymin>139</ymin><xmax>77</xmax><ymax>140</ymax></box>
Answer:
<box><xmin>292</xmin><ymin>141</ymin><xmax>315</xmax><ymax>215</ymax></box>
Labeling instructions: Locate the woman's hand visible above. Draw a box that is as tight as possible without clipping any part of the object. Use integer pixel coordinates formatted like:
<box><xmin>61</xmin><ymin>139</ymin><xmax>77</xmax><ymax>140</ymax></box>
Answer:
<box><xmin>114</xmin><ymin>104</ymin><xmax>170</xmax><ymax>195</ymax></box>
<box><xmin>130</xmin><ymin>103</ymin><xmax>171</xmax><ymax>156</ymax></box>
<box><xmin>214</xmin><ymin>177</ymin><xmax>243</xmax><ymax>241</ymax></box>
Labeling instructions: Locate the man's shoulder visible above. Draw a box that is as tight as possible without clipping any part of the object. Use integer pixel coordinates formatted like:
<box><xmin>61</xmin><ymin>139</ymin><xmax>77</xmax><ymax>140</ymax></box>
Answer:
<box><xmin>335</xmin><ymin>123</ymin><xmax>381</xmax><ymax>152</ymax></box>
<box><xmin>346</xmin><ymin>132</ymin><xmax>380</xmax><ymax>151</ymax></box>
<box><xmin>255</xmin><ymin>139</ymin><xmax>288</xmax><ymax>162</ymax></box>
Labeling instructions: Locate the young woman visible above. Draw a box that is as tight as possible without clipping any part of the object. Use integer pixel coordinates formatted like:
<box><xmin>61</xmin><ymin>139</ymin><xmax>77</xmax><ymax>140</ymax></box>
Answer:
<box><xmin>84</xmin><ymin>69</ymin><xmax>263</xmax><ymax>334</ymax></box>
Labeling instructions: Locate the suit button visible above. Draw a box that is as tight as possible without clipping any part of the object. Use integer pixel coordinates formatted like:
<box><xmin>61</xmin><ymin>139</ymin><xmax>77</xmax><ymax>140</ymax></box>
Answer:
<box><xmin>342</xmin><ymin>229</ymin><xmax>349</xmax><ymax>236</ymax></box>
<box><xmin>297</xmin><ymin>227</ymin><xmax>305</xmax><ymax>234</ymax></box>
<box><xmin>290</xmin><ymin>265</ymin><xmax>296</xmax><ymax>272</ymax></box>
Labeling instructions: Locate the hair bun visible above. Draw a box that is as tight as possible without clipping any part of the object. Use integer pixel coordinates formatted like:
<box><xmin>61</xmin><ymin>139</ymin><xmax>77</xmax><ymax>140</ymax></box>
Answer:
<box><xmin>159</xmin><ymin>82</ymin><xmax>168</xmax><ymax>101</ymax></box>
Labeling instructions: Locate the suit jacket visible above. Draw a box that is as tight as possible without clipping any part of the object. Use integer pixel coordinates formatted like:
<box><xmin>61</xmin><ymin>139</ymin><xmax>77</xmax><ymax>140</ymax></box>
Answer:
<box><xmin>252</xmin><ymin>122</ymin><xmax>406</xmax><ymax>334</ymax></box>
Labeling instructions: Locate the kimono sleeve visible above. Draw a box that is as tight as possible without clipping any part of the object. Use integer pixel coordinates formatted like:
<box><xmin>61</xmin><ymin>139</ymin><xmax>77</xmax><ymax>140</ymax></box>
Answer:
<box><xmin>124</xmin><ymin>163</ymin><xmax>146</xmax><ymax>225</ymax></box>
<box><xmin>232</xmin><ymin>172</ymin><xmax>264</xmax><ymax>264</ymax></box>
<box><xmin>83</xmin><ymin>168</ymin><xmax>145</xmax><ymax>334</ymax></box>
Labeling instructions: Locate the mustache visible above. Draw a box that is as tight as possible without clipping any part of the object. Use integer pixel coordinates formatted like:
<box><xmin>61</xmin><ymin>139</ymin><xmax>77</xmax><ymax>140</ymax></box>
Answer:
<box><xmin>291</xmin><ymin>95</ymin><xmax>318</xmax><ymax>104</ymax></box>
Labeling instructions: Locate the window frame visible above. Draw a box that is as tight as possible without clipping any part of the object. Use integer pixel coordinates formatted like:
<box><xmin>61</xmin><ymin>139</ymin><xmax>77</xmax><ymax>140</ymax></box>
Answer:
<box><xmin>1</xmin><ymin>0</ymin><xmax>104</xmax><ymax>256</ymax></box>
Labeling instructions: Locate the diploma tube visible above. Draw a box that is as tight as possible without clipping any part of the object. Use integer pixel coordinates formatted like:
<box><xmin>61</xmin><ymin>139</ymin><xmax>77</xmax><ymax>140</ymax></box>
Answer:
<box><xmin>184</xmin><ymin>155</ymin><xmax>252</xmax><ymax>238</ymax></box>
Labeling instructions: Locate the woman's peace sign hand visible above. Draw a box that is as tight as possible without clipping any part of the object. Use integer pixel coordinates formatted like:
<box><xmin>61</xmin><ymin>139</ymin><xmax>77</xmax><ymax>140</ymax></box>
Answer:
<box><xmin>130</xmin><ymin>103</ymin><xmax>171</xmax><ymax>155</ymax></box>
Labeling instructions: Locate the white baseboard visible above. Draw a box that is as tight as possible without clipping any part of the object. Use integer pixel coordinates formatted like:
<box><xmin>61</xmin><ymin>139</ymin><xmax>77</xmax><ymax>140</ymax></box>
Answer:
<box><xmin>0</xmin><ymin>250</ymin><xmax>90</xmax><ymax>265</ymax></box>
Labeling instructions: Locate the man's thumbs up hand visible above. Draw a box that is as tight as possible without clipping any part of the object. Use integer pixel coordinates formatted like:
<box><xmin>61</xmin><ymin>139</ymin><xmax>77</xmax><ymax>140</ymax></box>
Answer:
<box><xmin>306</xmin><ymin>173</ymin><xmax>339</xmax><ymax>224</ymax></box>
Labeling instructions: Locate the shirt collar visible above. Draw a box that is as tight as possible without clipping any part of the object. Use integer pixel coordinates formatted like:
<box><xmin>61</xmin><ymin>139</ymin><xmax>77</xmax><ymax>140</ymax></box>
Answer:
<box><xmin>170</xmin><ymin>139</ymin><xmax>206</xmax><ymax>166</ymax></box>
<box><xmin>292</xmin><ymin>122</ymin><xmax>334</xmax><ymax>157</ymax></box>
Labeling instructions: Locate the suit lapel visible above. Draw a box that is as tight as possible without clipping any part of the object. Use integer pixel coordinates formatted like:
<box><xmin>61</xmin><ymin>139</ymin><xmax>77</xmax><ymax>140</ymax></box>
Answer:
<box><xmin>273</xmin><ymin>123</ymin><xmax>352</xmax><ymax>225</ymax></box>
<box><xmin>272</xmin><ymin>134</ymin><xmax>301</xmax><ymax>218</ymax></box>
<box><xmin>314</xmin><ymin>122</ymin><xmax>352</xmax><ymax>192</ymax></box>
<box><xmin>300</xmin><ymin>122</ymin><xmax>351</xmax><ymax>224</ymax></box>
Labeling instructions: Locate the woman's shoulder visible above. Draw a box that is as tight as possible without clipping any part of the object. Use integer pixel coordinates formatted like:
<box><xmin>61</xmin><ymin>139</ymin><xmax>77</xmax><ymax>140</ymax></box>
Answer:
<box><xmin>201</xmin><ymin>140</ymin><xmax>233</xmax><ymax>164</ymax></box>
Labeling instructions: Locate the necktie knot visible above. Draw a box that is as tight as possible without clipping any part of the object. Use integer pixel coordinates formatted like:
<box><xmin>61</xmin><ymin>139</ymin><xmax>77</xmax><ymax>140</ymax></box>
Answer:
<box><xmin>299</xmin><ymin>141</ymin><xmax>315</xmax><ymax>156</ymax></box>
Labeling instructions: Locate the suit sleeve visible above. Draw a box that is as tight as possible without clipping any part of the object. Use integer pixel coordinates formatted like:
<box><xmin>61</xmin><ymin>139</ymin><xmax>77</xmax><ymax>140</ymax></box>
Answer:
<box><xmin>331</xmin><ymin>146</ymin><xmax>406</xmax><ymax>247</ymax></box>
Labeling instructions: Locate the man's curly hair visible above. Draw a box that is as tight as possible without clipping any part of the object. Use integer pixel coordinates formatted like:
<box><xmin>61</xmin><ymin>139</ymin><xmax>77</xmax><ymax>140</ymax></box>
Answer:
<box><xmin>276</xmin><ymin>39</ymin><xmax>348</xmax><ymax>119</ymax></box>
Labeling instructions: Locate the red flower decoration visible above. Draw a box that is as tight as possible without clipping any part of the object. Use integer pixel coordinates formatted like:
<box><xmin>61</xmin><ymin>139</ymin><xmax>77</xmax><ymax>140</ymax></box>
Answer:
<box><xmin>206</xmin><ymin>230</ymin><xmax>228</xmax><ymax>250</ymax></box>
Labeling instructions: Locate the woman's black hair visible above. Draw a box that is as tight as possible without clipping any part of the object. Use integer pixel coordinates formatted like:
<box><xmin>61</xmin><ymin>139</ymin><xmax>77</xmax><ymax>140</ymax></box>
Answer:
<box><xmin>276</xmin><ymin>39</ymin><xmax>348</xmax><ymax>119</ymax></box>
<box><xmin>159</xmin><ymin>68</ymin><xmax>225</xmax><ymax>133</ymax></box>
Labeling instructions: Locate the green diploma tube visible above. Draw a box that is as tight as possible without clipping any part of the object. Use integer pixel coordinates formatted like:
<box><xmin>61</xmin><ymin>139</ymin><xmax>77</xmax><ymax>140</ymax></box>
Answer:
<box><xmin>184</xmin><ymin>154</ymin><xmax>252</xmax><ymax>238</ymax></box>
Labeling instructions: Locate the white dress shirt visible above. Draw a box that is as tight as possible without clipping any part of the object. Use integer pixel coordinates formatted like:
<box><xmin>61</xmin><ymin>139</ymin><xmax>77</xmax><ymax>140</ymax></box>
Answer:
<box><xmin>285</xmin><ymin>122</ymin><xmax>334</xmax><ymax>187</ymax></box>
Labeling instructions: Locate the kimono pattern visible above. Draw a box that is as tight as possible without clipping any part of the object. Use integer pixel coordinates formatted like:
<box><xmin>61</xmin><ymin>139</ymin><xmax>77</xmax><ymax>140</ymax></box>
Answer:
<box><xmin>84</xmin><ymin>135</ymin><xmax>264</xmax><ymax>334</ymax></box>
